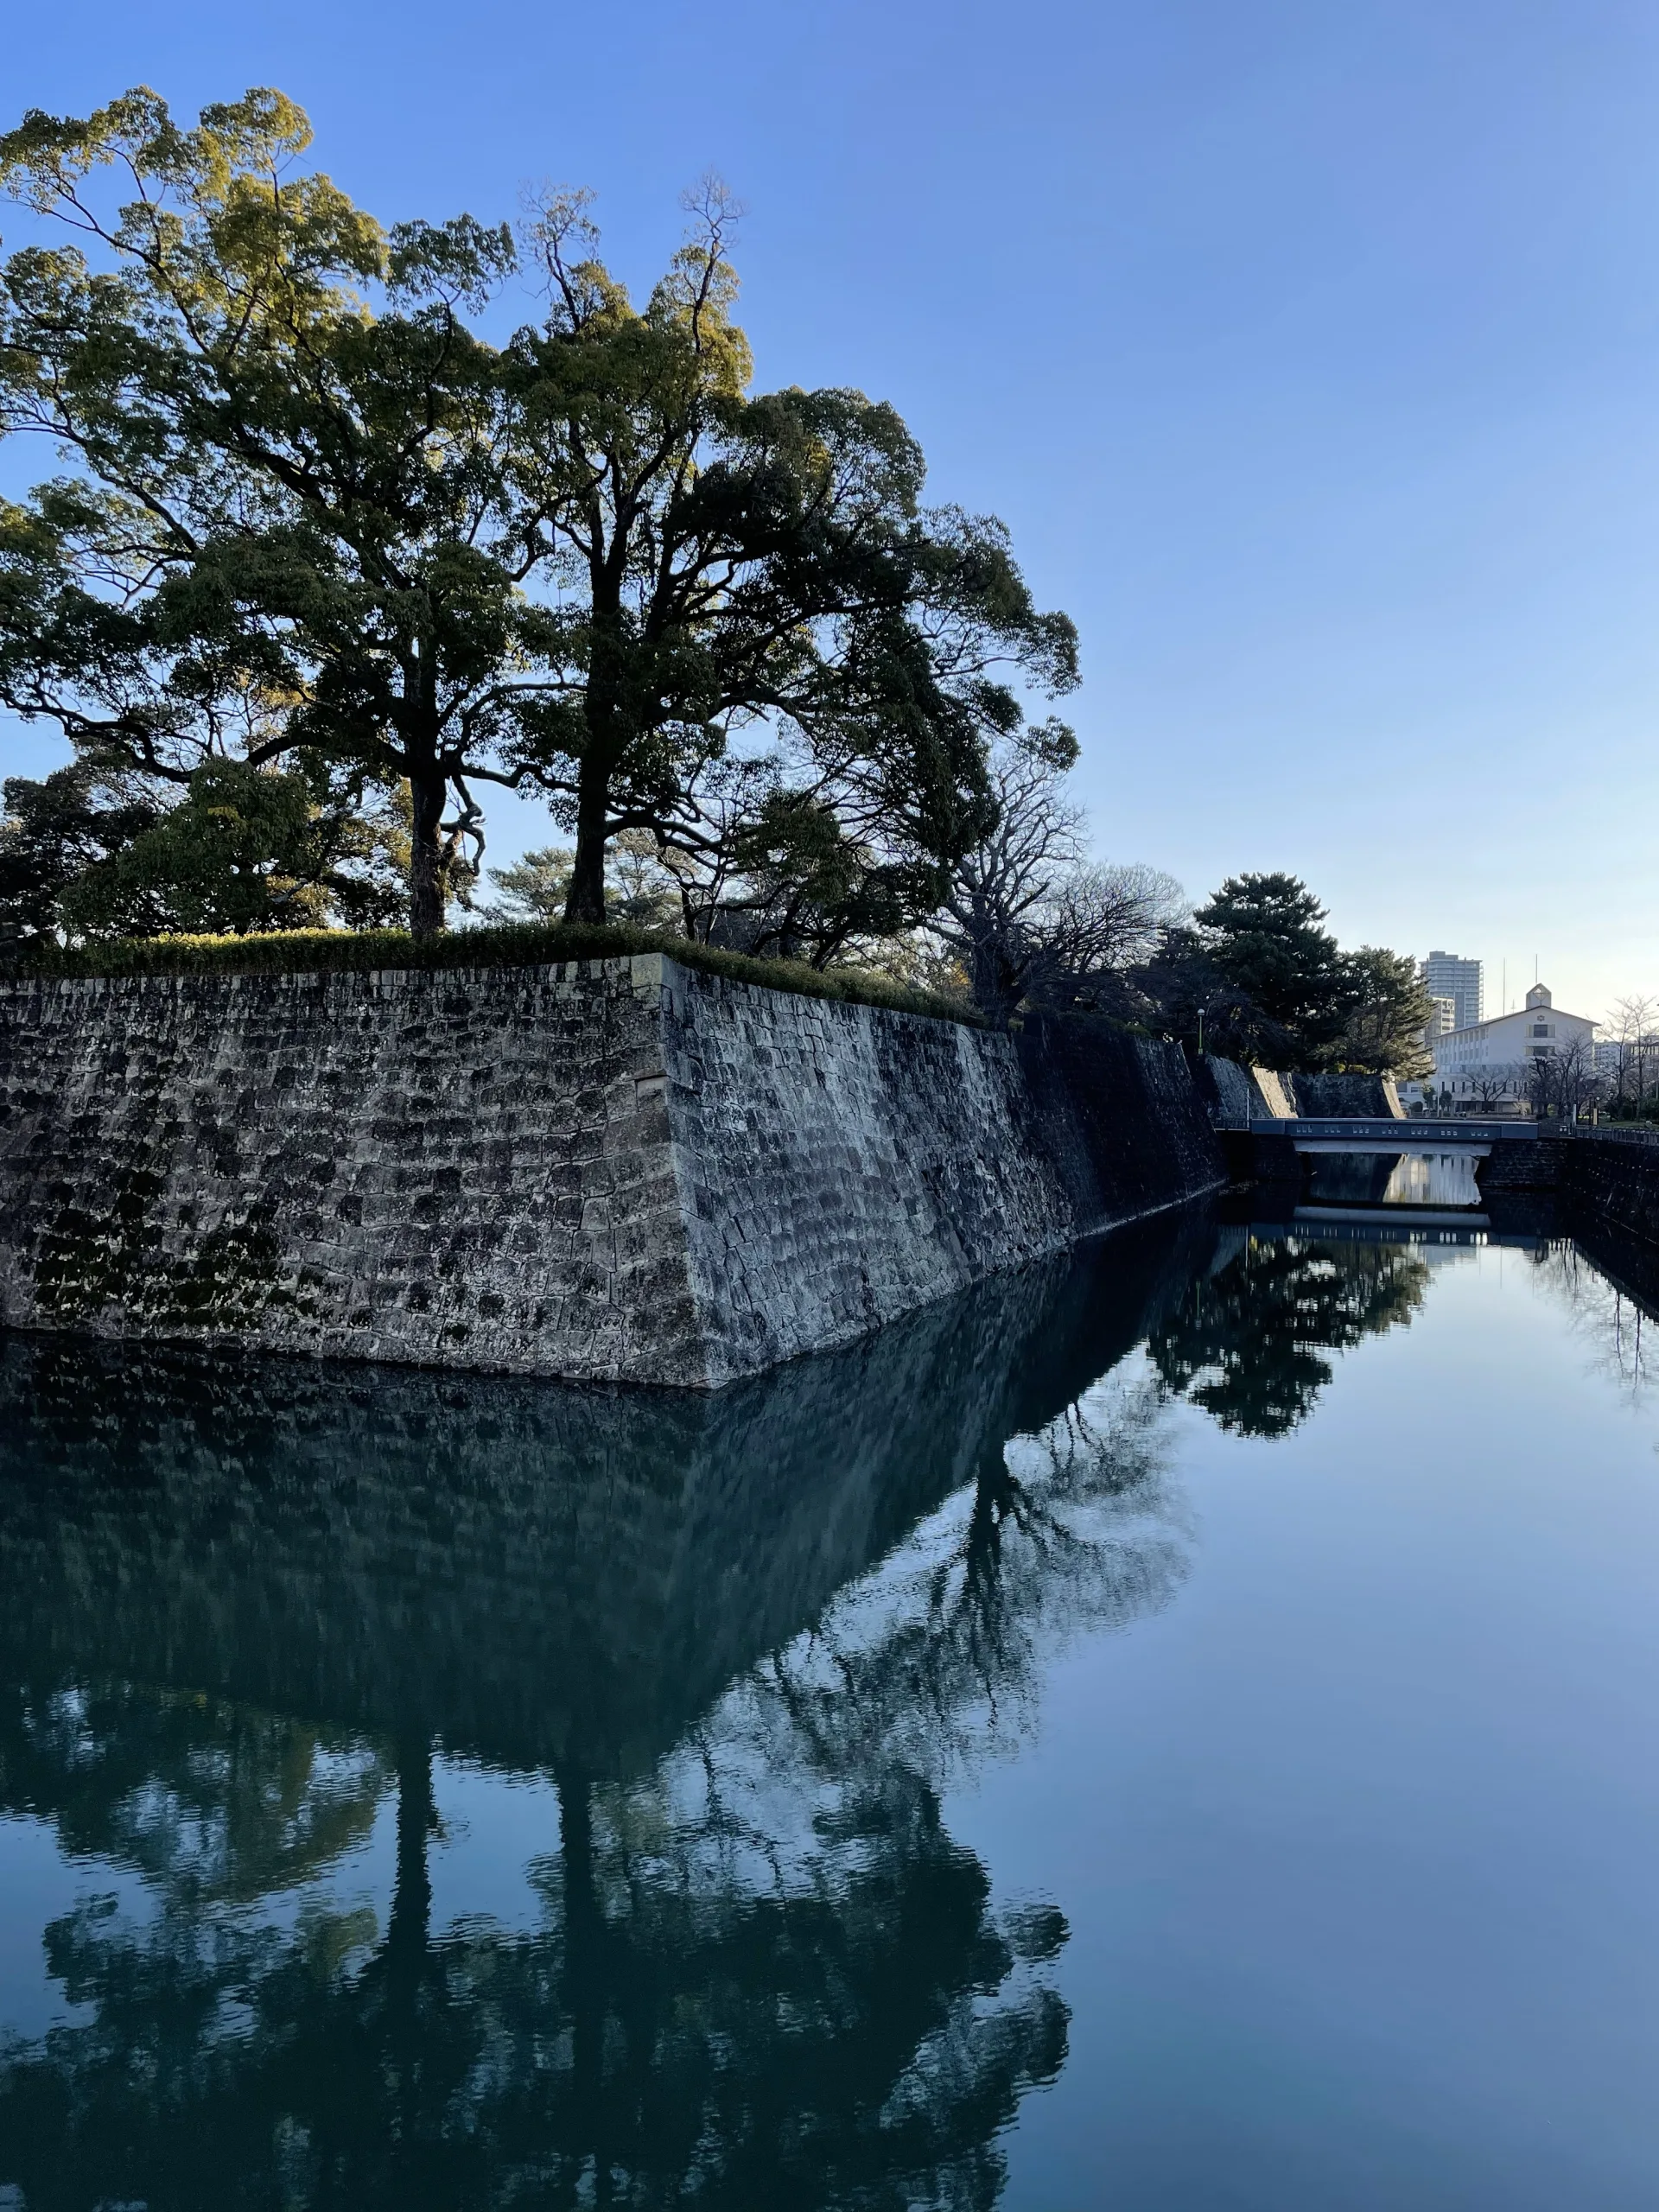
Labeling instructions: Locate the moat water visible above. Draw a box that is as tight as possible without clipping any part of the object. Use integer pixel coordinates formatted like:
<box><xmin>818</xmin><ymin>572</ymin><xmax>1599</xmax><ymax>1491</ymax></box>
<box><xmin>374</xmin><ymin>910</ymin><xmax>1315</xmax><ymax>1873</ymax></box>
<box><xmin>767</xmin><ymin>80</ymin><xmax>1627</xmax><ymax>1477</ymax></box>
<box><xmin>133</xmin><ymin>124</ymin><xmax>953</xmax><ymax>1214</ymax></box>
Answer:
<box><xmin>2</xmin><ymin>1188</ymin><xmax>1658</xmax><ymax>2209</ymax></box>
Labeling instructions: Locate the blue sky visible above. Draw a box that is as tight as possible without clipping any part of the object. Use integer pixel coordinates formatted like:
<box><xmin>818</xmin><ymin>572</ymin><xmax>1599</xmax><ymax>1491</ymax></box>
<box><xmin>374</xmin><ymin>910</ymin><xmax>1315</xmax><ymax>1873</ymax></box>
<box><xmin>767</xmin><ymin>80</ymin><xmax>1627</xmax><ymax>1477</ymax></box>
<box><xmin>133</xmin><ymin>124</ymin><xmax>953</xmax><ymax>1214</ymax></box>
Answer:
<box><xmin>3</xmin><ymin>0</ymin><xmax>1656</xmax><ymax>1019</ymax></box>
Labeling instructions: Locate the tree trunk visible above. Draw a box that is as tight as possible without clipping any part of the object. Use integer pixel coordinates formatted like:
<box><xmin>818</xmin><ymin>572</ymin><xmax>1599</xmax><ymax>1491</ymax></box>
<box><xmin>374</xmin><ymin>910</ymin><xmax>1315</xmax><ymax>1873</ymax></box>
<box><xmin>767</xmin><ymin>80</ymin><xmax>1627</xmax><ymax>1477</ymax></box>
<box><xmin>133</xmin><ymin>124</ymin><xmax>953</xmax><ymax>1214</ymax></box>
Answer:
<box><xmin>563</xmin><ymin>759</ymin><xmax>608</xmax><ymax>925</ymax></box>
<box><xmin>385</xmin><ymin>1741</ymin><xmax>435</xmax><ymax>2152</ymax></box>
<box><xmin>968</xmin><ymin>927</ymin><xmax>1019</xmax><ymax>1029</ymax></box>
<box><xmin>410</xmin><ymin>772</ymin><xmax>448</xmax><ymax>940</ymax></box>
<box><xmin>556</xmin><ymin>1762</ymin><xmax>606</xmax><ymax>2166</ymax></box>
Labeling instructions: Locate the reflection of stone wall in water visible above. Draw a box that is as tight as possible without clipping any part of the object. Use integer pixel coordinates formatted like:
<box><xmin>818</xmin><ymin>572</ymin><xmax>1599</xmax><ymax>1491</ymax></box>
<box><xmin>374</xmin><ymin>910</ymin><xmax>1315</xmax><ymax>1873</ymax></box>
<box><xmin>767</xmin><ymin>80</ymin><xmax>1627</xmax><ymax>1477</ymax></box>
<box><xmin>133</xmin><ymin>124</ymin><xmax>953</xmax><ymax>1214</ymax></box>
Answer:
<box><xmin>0</xmin><ymin>957</ymin><xmax>1224</xmax><ymax>1385</ymax></box>
<box><xmin>0</xmin><ymin>1212</ymin><xmax>1213</xmax><ymax>2212</ymax></box>
<box><xmin>1548</xmin><ymin>1134</ymin><xmax>1659</xmax><ymax>1255</ymax></box>
<box><xmin>1300</xmin><ymin>1151</ymin><xmax>1405</xmax><ymax>1206</ymax></box>
<box><xmin>1563</xmin><ymin>1205</ymin><xmax>1659</xmax><ymax>1320</ymax></box>
<box><xmin>0</xmin><ymin>1209</ymin><xmax>1212</xmax><ymax>1781</ymax></box>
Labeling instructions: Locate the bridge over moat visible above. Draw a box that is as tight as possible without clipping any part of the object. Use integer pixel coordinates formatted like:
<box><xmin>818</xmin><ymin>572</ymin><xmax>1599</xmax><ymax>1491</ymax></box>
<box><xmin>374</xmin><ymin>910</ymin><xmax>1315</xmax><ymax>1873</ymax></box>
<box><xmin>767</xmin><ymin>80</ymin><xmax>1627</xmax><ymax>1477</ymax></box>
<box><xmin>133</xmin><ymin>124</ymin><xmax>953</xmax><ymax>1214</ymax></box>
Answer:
<box><xmin>1241</xmin><ymin>1117</ymin><xmax>1539</xmax><ymax>1154</ymax></box>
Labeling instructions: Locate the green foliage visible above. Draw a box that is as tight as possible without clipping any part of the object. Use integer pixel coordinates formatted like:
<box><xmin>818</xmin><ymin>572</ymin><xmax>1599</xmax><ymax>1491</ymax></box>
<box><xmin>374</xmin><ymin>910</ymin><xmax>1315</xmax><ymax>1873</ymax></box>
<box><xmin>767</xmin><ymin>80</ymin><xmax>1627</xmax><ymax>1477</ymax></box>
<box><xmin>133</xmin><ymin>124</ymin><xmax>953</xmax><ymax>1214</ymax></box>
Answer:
<box><xmin>715</xmin><ymin>791</ymin><xmax>936</xmax><ymax>967</ymax></box>
<box><xmin>0</xmin><ymin>760</ymin><xmax>160</xmax><ymax>944</ymax></box>
<box><xmin>1</xmin><ymin>756</ymin><xmax>409</xmax><ymax>943</ymax></box>
<box><xmin>57</xmin><ymin>758</ymin><xmax>408</xmax><ymax>937</ymax></box>
<box><xmin>482</xmin><ymin>846</ymin><xmax>575</xmax><ymax>923</ymax></box>
<box><xmin>6</xmin><ymin>918</ymin><xmax>985</xmax><ymax>1025</ymax></box>
<box><xmin>1191</xmin><ymin>872</ymin><xmax>1348</xmax><ymax>1058</ymax></box>
<box><xmin>0</xmin><ymin>86</ymin><xmax>521</xmax><ymax>934</ymax></box>
<box><xmin>1144</xmin><ymin>871</ymin><xmax>1427</xmax><ymax>1075</ymax></box>
<box><xmin>484</xmin><ymin>839</ymin><xmax>679</xmax><ymax>930</ymax></box>
<box><xmin>0</xmin><ymin>91</ymin><xmax>1075</xmax><ymax>941</ymax></box>
<box><xmin>1336</xmin><ymin>946</ymin><xmax>1433</xmax><ymax>1079</ymax></box>
<box><xmin>498</xmin><ymin>184</ymin><xmax>1077</xmax><ymax>928</ymax></box>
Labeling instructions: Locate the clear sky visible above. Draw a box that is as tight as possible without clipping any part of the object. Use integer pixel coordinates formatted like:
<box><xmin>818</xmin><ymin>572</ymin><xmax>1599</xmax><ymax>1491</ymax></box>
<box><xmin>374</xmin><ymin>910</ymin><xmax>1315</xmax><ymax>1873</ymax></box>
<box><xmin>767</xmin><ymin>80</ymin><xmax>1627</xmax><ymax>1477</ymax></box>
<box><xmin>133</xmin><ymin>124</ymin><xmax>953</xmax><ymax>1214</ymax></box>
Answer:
<box><xmin>3</xmin><ymin>0</ymin><xmax>1656</xmax><ymax>1022</ymax></box>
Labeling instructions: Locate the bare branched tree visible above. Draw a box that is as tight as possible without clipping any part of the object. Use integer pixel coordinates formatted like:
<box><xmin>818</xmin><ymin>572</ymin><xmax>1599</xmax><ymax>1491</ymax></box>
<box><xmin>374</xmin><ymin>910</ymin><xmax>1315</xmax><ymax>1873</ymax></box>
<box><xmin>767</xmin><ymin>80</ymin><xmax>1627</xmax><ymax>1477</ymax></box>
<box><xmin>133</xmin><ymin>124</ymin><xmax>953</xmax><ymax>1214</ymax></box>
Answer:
<box><xmin>938</xmin><ymin>745</ymin><xmax>1184</xmax><ymax>1024</ymax></box>
<box><xmin>1527</xmin><ymin>1035</ymin><xmax>1607</xmax><ymax>1122</ymax></box>
<box><xmin>1024</xmin><ymin>861</ymin><xmax>1188</xmax><ymax>1015</ymax></box>
<box><xmin>1605</xmin><ymin>995</ymin><xmax>1659</xmax><ymax>1115</ymax></box>
<box><xmin>1451</xmin><ymin>1064</ymin><xmax>1529</xmax><ymax>1113</ymax></box>
<box><xmin>1527</xmin><ymin>1240</ymin><xmax>1656</xmax><ymax>1406</ymax></box>
<box><xmin>937</xmin><ymin>746</ymin><xmax>1083</xmax><ymax>1020</ymax></box>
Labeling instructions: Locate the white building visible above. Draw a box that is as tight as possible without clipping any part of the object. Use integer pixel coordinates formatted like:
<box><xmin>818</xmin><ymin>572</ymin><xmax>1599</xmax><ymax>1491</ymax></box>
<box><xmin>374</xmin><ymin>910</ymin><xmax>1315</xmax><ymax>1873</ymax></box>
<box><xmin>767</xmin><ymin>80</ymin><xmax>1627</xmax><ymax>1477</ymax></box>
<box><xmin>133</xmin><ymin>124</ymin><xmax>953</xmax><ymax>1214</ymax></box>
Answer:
<box><xmin>1421</xmin><ymin>950</ymin><xmax>1483</xmax><ymax>1034</ymax></box>
<box><xmin>1430</xmin><ymin>982</ymin><xmax>1597</xmax><ymax>1108</ymax></box>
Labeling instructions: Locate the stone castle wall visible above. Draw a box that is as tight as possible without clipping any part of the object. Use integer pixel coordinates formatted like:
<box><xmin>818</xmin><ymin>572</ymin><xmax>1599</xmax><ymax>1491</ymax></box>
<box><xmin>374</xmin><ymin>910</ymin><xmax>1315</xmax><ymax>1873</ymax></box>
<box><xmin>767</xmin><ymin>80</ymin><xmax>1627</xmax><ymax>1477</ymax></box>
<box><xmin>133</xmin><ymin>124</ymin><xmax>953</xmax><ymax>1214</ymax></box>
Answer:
<box><xmin>1289</xmin><ymin>1071</ymin><xmax>1405</xmax><ymax>1118</ymax></box>
<box><xmin>1192</xmin><ymin>1057</ymin><xmax>1403</xmax><ymax>1125</ymax></box>
<box><xmin>1544</xmin><ymin>1134</ymin><xmax>1659</xmax><ymax>1248</ymax></box>
<box><xmin>0</xmin><ymin>953</ymin><xmax>1223</xmax><ymax>1387</ymax></box>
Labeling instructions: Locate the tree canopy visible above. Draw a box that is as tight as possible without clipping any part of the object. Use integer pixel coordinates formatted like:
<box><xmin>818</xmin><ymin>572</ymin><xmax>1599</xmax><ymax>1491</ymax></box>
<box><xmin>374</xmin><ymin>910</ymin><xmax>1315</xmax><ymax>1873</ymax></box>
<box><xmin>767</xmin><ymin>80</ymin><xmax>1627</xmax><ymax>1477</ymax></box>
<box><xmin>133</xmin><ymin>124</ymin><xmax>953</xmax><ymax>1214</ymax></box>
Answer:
<box><xmin>1141</xmin><ymin>870</ymin><xmax>1431</xmax><ymax>1074</ymax></box>
<box><xmin>0</xmin><ymin>88</ymin><xmax>1077</xmax><ymax>941</ymax></box>
<box><xmin>1190</xmin><ymin>871</ymin><xmax>1351</xmax><ymax>1058</ymax></box>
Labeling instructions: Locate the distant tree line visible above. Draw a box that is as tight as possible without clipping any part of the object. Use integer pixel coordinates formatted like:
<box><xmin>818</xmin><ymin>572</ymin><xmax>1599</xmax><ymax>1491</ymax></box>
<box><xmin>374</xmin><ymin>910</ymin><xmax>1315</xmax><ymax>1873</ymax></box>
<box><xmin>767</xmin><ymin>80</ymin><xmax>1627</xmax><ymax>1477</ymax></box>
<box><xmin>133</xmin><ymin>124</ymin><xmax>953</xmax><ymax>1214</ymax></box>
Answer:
<box><xmin>0</xmin><ymin>86</ymin><xmax>1430</xmax><ymax>1073</ymax></box>
<box><xmin>1599</xmin><ymin>995</ymin><xmax>1659</xmax><ymax>1120</ymax></box>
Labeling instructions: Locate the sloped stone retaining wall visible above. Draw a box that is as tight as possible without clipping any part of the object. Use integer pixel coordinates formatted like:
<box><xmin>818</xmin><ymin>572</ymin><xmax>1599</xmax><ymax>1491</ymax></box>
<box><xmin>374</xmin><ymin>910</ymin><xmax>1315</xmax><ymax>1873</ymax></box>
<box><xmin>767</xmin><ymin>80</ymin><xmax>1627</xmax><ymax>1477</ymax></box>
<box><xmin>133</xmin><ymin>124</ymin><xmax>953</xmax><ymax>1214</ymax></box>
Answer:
<box><xmin>0</xmin><ymin>954</ymin><xmax>1223</xmax><ymax>1387</ymax></box>
<box><xmin>1192</xmin><ymin>1057</ymin><xmax>1403</xmax><ymax>1125</ymax></box>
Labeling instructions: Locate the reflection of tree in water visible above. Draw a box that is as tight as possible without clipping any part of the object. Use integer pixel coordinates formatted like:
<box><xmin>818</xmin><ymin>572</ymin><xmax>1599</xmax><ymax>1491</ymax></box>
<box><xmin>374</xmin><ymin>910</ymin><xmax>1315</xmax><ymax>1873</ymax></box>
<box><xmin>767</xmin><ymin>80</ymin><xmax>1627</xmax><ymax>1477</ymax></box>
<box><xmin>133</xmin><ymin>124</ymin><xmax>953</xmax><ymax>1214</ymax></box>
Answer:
<box><xmin>730</xmin><ymin>1366</ymin><xmax>1185</xmax><ymax>1789</ymax></box>
<box><xmin>0</xmin><ymin>1224</ymin><xmax>1201</xmax><ymax>2210</ymax></box>
<box><xmin>1148</xmin><ymin>1231</ymin><xmax>1431</xmax><ymax>1436</ymax></box>
<box><xmin>2</xmin><ymin>1681</ymin><xmax>391</xmax><ymax>1903</ymax></box>
<box><xmin>1521</xmin><ymin>1235</ymin><xmax>1659</xmax><ymax>1408</ymax></box>
<box><xmin>4</xmin><ymin>1730</ymin><xmax>1060</xmax><ymax>2210</ymax></box>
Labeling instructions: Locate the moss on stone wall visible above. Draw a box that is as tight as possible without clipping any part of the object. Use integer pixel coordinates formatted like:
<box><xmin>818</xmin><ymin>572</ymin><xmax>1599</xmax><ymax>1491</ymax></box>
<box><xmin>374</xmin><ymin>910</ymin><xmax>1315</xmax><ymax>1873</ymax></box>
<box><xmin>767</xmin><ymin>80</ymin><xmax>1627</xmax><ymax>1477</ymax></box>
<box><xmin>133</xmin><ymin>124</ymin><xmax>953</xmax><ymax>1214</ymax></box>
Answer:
<box><xmin>35</xmin><ymin>1172</ymin><xmax>291</xmax><ymax>1332</ymax></box>
<box><xmin>8</xmin><ymin>922</ymin><xmax>982</xmax><ymax>1027</ymax></box>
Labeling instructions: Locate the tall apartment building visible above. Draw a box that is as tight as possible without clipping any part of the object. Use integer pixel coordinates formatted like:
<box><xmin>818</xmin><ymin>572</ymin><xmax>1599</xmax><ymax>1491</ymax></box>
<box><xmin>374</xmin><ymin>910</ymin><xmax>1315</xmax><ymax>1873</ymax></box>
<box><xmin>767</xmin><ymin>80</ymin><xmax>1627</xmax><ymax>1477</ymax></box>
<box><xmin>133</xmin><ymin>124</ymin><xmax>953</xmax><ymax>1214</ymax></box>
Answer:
<box><xmin>1421</xmin><ymin>950</ymin><xmax>1483</xmax><ymax>1033</ymax></box>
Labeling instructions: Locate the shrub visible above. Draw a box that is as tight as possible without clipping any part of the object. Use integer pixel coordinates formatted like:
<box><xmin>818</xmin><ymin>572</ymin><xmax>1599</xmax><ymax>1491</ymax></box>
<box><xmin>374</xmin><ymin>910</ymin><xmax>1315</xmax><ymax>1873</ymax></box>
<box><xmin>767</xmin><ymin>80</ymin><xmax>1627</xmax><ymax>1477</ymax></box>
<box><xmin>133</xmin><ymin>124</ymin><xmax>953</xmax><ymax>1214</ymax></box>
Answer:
<box><xmin>5</xmin><ymin>922</ymin><xmax>983</xmax><ymax>1027</ymax></box>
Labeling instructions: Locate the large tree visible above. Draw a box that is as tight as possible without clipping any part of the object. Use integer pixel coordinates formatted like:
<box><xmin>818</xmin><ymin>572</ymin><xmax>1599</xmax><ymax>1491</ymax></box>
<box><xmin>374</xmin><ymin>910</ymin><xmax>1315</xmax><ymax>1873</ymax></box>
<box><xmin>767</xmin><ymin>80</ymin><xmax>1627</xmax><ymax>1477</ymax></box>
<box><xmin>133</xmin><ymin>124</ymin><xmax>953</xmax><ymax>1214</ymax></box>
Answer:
<box><xmin>1336</xmin><ymin>945</ymin><xmax>1433</xmax><ymax>1079</ymax></box>
<box><xmin>1141</xmin><ymin>873</ymin><xmax>1434</xmax><ymax>1075</ymax></box>
<box><xmin>0</xmin><ymin>755</ymin><xmax>409</xmax><ymax>944</ymax></box>
<box><xmin>0</xmin><ymin>760</ymin><xmax>158</xmax><ymax>944</ymax></box>
<box><xmin>0</xmin><ymin>90</ymin><xmax>534</xmax><ymax>936</ymax></box>
<box><xmin>1191</xmin><ymin>871</ymin><xmax>1350</xmax><ymax>1056</ymax></box>
<box><xmin>1145</xmin><ymin>870</ymin><xmax>1351</xmax><ymax>1066</ymax></box>
<box><xmin>498</xmin><ymin>182</ymin><xmax>1077</xmax><ymax>926</ymax></box>
<box><xmin>0</xmin><ymin>90</ymin><xmax>1076</xmax><ymax>940</ymax></box>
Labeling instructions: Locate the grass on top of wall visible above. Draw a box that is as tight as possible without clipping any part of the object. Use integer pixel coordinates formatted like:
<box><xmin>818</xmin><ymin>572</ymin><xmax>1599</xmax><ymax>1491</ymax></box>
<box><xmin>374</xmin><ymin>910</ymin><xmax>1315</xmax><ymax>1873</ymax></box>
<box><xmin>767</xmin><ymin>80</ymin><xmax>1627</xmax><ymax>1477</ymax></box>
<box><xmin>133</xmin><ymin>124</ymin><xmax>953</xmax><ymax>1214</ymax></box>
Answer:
<box><xmin>7</xmin><ymin>921</ymin><xmax>985</xmax><ymax>1027</ymax></box>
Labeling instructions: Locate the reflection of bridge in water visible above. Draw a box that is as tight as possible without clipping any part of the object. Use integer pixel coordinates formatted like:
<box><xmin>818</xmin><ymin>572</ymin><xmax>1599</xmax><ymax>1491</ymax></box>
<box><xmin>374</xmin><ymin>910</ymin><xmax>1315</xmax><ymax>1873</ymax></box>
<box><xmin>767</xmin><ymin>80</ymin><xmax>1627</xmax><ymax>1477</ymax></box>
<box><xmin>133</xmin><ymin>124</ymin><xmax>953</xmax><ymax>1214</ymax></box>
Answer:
<box><xmin>1236</xmin><ymin>1119</ymin><xmax>1539</xmax><ymax>1217</ymax></box>
<box><xmin>1286</xmin><ymin>1211</ymin><xmax>1560</xmax><ymax>1245</ymax></box>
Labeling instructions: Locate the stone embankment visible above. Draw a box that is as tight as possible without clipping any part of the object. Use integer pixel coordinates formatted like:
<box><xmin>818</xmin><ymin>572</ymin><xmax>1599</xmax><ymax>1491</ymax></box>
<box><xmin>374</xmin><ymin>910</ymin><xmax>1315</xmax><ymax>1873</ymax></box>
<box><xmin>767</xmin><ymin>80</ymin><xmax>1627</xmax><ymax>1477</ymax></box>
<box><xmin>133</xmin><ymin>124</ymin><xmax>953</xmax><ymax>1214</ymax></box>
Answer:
<box><xmin>1193</xmin><ymin>1057</ymin><xmax>1403</xmax><ymax>1123</ymax></box>
<box><xmin>0</xmin><ymin>954</ymin><xmax>1224</xmax><ymax>1388</ymax></box>
<box><xmin>1498</xmin><ymin>1131</ymin><xmax>1659</xmax><ymax>1248</ymax></box>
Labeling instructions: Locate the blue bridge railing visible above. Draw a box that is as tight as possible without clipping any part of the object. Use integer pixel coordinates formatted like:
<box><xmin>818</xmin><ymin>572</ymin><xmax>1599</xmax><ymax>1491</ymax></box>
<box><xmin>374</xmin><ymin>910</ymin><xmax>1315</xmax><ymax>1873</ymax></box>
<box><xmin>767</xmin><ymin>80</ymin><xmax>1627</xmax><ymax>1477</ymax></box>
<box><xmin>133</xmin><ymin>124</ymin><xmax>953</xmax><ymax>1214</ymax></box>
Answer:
<box><xmin>1233</xmin><ymin>1117</ymin><xmax>1539</xmax><ymax>1144</ymax></box>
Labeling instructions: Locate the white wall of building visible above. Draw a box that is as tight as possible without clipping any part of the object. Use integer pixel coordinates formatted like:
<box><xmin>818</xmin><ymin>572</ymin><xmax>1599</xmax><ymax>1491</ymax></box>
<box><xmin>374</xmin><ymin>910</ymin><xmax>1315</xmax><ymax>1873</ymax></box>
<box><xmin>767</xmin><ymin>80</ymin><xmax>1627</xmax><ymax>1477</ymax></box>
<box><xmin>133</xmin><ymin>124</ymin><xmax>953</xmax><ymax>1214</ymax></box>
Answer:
<box><xmin>1429</xmin><ymin>982</ymin><xmax>1596</xmax><ymax>1105</ymax></box>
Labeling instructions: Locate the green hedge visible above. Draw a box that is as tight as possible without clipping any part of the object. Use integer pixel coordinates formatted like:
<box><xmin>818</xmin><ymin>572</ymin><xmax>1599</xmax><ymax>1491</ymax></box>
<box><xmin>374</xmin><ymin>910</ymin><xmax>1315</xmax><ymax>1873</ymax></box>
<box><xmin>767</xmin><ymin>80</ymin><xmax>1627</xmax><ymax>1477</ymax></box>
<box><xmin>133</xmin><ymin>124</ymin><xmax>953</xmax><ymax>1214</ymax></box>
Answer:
<box><xmin>5</xmin><ymin>921</ymin><xmax>983</xmax><ymax>1027</ymax></box>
